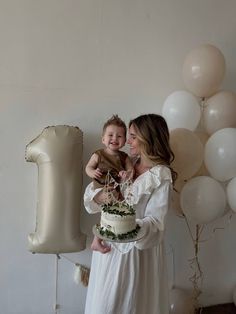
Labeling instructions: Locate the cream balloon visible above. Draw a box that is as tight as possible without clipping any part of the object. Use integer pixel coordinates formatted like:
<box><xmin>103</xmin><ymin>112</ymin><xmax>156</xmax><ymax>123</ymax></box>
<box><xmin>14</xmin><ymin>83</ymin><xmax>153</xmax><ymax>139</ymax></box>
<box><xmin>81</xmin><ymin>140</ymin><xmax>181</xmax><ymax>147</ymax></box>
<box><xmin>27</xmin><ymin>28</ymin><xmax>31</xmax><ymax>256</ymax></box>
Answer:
<box><xmin>194</xmin><ymin>131</ymin><xmax>209</xmax><ymax>176</ymax></box>
<box><xmin>180</xmin><ymin>176</ymin><xmax>226</xmax><ymax>224</ymax></box>
<box><xmin>25</xmin><ymin>125</ymin><xmax>86</xmax><ymax>254</ymax></box>
<box><xmin>203</xmin><ymin>91</ymin><xmax>236</xmax><ymax>135</ymax></box>
<box><xmin>183</xmin><ymin>44</ymin><xmax>225</xmax><ymax>98</ymax></box>
<box><xmin>170</xmin><ymin>128</ymin><xmax>204</xmax><ymax>180</ymax></box>
<box><xmin>204</xmin><ymin>128</ymin><xmax>236</xmax><ymax>182</ymax></box>
<box><xmin>171</xmin><ymin>179</ymin><xmax>186</xmax><ymax>217</ymax></box>
<box><xmin>169</xmin><ymin>288</ymin><xmax>194</xmax><ymax>314</ymax></box>
<box><xmin>162</xmin><ymin>90</ymin><xmax>201</xmax><ymax>131</ymax></box>
<box><xmin>226</xmin><ymin>177</ymin><xmax>236</xmax><ymax>212</ymax></box>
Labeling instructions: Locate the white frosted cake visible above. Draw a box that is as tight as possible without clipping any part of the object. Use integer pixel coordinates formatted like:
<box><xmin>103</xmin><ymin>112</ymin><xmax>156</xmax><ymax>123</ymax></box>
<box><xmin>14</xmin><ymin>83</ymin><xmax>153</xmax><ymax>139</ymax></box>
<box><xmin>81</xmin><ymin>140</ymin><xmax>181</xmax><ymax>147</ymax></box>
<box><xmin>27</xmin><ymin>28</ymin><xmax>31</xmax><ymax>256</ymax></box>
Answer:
<box><xmin>97</xmin><ymin>202</ymin><xmax>140</xmax><ymax>241</ymax></box>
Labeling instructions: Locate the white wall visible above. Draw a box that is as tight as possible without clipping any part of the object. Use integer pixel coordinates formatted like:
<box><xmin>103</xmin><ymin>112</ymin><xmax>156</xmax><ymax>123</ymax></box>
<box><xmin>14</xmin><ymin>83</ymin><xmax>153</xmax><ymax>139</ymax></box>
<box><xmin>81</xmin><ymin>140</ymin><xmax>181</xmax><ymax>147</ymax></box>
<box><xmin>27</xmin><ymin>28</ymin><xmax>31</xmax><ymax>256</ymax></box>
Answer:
<box><xmin>0</xmin><ymin>0</ymin><xmax>236</xmax><ymax>313</ymax></box>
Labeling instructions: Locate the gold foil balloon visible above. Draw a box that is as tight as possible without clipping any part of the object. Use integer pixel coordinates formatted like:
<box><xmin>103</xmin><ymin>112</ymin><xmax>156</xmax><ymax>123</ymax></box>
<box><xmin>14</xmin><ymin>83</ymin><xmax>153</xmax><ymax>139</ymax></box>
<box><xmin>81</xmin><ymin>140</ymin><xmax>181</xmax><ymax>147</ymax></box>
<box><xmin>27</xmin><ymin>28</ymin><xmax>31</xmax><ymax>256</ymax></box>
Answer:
<box><xmin>25</xmin><ymin>125</ymin><xmax>86</xmax><ymax>254</ymax></box>
<box><xmin>183</xmin><ymin>44</ymin><xmax>225</xmax><ymax>98</ymax></box>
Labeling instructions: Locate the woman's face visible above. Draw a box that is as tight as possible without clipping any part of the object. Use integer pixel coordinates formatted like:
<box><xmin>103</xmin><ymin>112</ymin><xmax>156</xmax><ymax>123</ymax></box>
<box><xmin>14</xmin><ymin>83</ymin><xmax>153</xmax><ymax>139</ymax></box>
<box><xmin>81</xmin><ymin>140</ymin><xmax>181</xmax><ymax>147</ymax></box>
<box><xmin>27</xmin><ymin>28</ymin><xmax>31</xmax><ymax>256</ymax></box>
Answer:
<box><xmin>127</xmin><ymin>124</ymin><xmax>141</xmax><ymax>157</ymax></box>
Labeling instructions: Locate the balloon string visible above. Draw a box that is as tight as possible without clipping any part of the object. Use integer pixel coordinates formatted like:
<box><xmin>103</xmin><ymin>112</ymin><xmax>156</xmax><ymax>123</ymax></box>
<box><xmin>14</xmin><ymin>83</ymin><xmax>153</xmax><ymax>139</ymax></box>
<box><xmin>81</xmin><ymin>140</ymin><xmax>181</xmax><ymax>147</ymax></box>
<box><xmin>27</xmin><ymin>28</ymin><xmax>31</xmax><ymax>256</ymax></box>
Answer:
<box><xmin>184</xmin><ymin>211</ymin><xmax>235</xmax><ymax>311</ymax></box>
<box><xmin>54</xmin><ymin>255</ymin><xmax>60</xmax><ymax>313</ymax></box>
<box><xmin>198</xmin><ymin>210</ymin><xmax>234</xmax><ymax>243</ymax></box>
<box><xmin>184</xmin><ymin>217</ymin><xmax>203</xmax><ymax>310</ymax></box>
<box><xmin>199</xmin><ymin>97</ymin><xmax>206</xmax><ymax>132</ymax></box>
<box><xmin>166</xmin><ymin>244</ymin><xmax>176</xmax><ymax>290</ymax></box>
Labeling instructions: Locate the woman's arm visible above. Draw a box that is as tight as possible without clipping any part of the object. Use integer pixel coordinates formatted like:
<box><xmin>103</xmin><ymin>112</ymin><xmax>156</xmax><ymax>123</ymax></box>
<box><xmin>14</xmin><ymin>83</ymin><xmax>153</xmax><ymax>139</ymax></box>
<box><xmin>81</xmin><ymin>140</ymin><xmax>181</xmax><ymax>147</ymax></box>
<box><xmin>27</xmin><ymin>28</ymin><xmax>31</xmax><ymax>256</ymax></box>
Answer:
<box><xmin>134</xmin><ymin>181</ymin><xmax>171</xmax><ymax>250</ymax></box>
<box><xmin>83</xmin><ymin>183</ymin><xmax>103</xmax><ymax>214</ymax></box>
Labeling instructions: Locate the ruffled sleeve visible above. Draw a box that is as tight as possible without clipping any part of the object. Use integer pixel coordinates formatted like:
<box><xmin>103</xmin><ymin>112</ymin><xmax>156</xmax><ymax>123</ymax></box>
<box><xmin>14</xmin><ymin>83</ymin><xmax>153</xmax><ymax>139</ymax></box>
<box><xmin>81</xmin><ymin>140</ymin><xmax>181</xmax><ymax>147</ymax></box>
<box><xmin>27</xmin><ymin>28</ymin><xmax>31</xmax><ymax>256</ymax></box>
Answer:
<box><xmin>131</xmin><ymin>165</ymin><xmax>172</xmax><ymax>204</ymax></box>
<box><xmin>84</xmin><ymin>182</ymin><xmax>103</xmax><ymax>214</ymax></box>
<box><xmin>132</xmin><ymin>165</ymin><xmax>172</xmax><ymax>250</ymax></box>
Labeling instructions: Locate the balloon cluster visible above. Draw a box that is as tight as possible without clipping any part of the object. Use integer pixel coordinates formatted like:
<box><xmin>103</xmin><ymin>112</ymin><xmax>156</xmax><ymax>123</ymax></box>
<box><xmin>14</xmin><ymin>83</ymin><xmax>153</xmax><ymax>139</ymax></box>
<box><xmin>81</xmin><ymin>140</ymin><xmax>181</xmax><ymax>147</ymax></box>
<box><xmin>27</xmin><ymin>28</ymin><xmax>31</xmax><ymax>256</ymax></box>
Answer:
<box><xmin>162</xmin><ymin>44</ymin><xmax>236</xmax><ymax>225</ymax></box>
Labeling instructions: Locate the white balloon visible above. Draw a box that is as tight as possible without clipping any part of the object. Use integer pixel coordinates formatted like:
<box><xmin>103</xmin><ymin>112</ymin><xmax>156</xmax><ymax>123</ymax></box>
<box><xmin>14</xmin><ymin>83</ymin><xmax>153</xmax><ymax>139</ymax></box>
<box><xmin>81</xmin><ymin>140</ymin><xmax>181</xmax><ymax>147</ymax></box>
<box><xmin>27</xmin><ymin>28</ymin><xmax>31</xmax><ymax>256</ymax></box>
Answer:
<box><xmin>162</xmin><ymin>90</ymin><xmax>201</xmax><ymax>131</ymax></box>
<box><xmin>204</xmin><ymin>128</ymin><xmax>236</xmax><ymax>182</ymax></box>
<box><xmin>203</xmin><ymin>91</ymin><xmax>236</xmax><ymax>135</ymax></box>
<box><xmin>169</xmin><ymin>288</ymin><xmax>194</xmax><ymax>314</ymax></box>
<box><xmin>180</xmin><ymin>176</ymin><xmax>226</xmax><ymax>224</ymax></box>
<box><xmin>226</xmin><ymin>177</ymin><xmax>236</xmax><ymax>212</ymax></box>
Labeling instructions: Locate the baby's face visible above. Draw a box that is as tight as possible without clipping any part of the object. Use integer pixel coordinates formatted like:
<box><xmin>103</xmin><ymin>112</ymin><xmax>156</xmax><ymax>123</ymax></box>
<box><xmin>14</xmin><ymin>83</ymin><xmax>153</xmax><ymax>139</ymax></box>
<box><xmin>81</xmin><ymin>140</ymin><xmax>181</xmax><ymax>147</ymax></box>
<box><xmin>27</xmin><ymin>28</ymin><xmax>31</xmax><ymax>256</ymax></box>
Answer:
<box><xmin>102</xmin><ymin>125</ymin><xmax>126</xmax><ymax>153</ymax></box>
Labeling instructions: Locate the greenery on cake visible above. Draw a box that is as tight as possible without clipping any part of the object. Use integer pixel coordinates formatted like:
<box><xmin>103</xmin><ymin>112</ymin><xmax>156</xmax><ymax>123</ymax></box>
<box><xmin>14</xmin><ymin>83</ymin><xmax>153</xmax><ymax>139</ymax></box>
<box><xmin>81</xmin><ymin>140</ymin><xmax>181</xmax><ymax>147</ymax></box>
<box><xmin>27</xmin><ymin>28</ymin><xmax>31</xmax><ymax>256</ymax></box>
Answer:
<box><xmin>102</xmin><ymin>202</ymin><xmax>135</xmax><ymax>216</ymax></box>
<box><xmin>96</xmin><ymin>224</ymin><xmax>141</xmax><ymax>241</ymax></box>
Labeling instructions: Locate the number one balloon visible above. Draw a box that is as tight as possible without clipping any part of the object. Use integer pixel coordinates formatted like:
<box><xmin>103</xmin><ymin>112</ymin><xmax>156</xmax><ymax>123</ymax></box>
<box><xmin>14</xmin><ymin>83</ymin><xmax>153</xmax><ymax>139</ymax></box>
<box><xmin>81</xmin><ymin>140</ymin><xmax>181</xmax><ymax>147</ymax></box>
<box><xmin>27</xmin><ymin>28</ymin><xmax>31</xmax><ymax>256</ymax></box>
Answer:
<box><xmin>25</xmin><ymin>125</ymin><xmax>86</xmax><ymax>254</ymax></box>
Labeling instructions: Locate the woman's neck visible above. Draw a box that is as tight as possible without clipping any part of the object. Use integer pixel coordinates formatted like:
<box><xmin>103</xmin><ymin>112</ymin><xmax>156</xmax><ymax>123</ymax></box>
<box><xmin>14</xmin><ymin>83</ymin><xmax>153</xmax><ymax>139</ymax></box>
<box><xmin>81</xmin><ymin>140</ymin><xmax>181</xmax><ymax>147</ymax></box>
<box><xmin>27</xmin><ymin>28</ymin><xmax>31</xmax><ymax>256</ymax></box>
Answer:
<box><xmin>140</xmin><ymin>155</ymin><xmax>155</xmax><ymax>168</ymax></box>
<box><xmin>134</xmin><ymin>155</ymin><xmax>154</xmax><ymax>178</ymax></box>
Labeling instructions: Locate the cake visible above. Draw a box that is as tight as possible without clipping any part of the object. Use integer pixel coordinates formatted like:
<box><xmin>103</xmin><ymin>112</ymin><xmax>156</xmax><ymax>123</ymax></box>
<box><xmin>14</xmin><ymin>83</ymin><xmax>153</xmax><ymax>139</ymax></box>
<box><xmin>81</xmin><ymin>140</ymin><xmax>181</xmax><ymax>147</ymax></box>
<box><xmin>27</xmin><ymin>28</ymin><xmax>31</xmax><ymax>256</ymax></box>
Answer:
<box><xmin>97</xmin><ymin>202</ymin><xmax>140</xmax><ymax>241</ymax></box>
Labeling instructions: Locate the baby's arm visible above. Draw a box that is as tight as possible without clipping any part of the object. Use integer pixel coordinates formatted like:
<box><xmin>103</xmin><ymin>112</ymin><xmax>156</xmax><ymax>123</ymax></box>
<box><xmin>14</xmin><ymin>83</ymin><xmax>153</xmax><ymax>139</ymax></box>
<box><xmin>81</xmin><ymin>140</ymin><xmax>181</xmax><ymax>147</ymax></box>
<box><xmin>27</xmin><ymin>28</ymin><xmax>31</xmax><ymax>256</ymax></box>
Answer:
<box><xmin>85</xmin><ymin>153</ymin><xmax>103</xmax><ymax>179</ymax></box>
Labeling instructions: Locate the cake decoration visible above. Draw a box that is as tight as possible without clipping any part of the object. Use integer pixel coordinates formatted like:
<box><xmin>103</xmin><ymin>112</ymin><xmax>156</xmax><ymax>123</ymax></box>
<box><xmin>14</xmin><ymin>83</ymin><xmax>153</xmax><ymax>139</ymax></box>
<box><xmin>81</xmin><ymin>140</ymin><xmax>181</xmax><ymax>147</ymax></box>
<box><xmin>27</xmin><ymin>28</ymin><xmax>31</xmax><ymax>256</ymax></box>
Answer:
<box><xmin>94</xmin><ymin>171</ymin><xmax>141</xmax><ymax>242</ymax></box>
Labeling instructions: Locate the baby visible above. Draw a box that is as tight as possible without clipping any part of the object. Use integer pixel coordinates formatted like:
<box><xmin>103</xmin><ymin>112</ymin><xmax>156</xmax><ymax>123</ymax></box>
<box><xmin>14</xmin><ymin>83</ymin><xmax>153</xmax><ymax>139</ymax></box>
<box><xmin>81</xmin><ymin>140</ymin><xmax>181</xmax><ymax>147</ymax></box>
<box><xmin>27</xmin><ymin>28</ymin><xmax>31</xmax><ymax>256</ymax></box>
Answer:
<box><xmin>85</xmin><ymin>114</ymin><xmax>133</xmax><ymax>189</ymax></box>
<box><xmin>85</xmin><ymin>114</ymin><xmax>133</xmax><ymax>251</ymax></box>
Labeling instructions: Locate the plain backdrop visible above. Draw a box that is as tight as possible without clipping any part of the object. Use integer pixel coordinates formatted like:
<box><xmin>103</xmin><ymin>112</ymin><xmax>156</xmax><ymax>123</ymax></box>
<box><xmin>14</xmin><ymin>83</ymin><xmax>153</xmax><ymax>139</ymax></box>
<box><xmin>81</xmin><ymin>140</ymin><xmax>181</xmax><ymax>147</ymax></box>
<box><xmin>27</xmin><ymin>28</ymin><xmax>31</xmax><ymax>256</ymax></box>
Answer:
<box><xmin>0</xmin><ymin>1</ymin><xmax>236</xmax><ymax>313</ymax></box>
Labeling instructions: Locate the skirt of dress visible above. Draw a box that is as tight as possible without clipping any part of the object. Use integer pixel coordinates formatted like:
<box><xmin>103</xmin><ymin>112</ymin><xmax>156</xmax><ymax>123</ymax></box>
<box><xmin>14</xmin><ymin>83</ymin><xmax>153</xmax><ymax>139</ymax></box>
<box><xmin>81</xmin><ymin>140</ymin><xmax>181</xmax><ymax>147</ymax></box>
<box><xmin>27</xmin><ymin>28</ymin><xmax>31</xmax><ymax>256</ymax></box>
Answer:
<box><xmin>84</xmin><ymin>243</ymin><xmax>169</xmax><ymax>314</ymax></box>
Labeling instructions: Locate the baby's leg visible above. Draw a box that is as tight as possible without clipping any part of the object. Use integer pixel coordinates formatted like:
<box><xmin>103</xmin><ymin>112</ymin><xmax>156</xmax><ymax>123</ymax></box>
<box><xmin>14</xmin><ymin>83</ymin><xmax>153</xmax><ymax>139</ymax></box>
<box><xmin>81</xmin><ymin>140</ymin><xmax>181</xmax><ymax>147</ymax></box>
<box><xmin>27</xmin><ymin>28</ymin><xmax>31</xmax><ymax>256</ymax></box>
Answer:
<box><xmin>91</xmin><ymin>236</ymin><xmax>111</xmax><ymax>254</ymax></box>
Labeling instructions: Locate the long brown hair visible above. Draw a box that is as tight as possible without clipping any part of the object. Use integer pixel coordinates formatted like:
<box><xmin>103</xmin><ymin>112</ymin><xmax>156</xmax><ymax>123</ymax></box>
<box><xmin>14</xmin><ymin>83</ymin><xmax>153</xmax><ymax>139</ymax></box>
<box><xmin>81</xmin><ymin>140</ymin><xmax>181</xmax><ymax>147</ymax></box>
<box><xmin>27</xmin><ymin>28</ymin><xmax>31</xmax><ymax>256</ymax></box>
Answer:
<box><xmin>129</xmin><ymin>114</ymin><xmax>177</xmax><ymax>183</ymax></box>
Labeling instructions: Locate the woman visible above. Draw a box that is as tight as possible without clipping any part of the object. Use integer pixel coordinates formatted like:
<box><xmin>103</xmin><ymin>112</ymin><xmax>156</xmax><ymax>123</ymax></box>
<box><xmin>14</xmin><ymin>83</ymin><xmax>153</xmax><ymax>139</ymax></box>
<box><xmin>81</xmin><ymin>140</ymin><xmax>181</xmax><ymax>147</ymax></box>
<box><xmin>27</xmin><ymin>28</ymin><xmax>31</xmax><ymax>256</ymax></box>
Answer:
<box><xmin>84</xmin><ymin>114</ymin><xmax>177</xmax><ymax>314</ymax></box>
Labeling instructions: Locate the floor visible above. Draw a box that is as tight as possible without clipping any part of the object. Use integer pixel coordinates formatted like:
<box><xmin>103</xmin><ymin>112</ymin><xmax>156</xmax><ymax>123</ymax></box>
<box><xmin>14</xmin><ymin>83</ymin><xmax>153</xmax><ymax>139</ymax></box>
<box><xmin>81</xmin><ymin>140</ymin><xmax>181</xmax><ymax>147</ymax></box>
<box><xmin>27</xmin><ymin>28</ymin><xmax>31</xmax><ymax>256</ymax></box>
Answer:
<box><xmin>197</xmin><ymin>303</ymin><xmax>236</xmax><ymax>314</ymax></box>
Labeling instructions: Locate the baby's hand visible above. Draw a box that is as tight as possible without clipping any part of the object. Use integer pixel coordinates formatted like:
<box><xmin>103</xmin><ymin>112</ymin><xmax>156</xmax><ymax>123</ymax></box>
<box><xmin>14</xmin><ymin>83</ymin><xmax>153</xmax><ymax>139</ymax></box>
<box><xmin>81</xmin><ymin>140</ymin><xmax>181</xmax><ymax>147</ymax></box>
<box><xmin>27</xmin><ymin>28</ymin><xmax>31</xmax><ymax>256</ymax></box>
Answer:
<box><xmin>118</xmin><ymin>170</ymin><xmax>126</xmax><ymax>180</ymax></box>
<box><xmin>119</xmin><ymin>170</ymin><xmax>134</xmax><ymax>181</ymax></box>
<box><xmin>93</xmin><ymin>168</ymin><xmax>103</xmax><ymax>179</ymax></box>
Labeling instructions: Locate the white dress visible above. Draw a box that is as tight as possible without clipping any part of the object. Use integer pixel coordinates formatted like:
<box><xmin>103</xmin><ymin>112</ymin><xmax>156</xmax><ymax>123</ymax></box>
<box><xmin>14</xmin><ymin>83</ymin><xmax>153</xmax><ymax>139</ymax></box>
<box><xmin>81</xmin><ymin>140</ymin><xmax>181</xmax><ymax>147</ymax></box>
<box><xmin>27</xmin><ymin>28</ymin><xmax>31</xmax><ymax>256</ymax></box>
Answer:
<box><xmin>84</xmin><ymin>165</ymin><xmax>172</xmax><ymax>314</ymax></box>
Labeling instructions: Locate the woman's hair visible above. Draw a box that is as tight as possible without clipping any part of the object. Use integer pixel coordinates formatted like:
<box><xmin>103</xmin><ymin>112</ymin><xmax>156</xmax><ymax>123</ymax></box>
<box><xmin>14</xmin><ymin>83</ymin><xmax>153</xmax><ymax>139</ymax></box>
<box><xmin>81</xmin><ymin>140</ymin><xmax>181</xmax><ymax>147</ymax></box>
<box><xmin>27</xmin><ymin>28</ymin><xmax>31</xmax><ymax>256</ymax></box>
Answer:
<box><xmin>129</xmin><ymin>114</ymin><xmax>177</xmax><ymax>183</ymax></box>
<box><xmin>103</xmin><ymin>114</ymin><xmax>127</xmax><ymax>135</ymax></box>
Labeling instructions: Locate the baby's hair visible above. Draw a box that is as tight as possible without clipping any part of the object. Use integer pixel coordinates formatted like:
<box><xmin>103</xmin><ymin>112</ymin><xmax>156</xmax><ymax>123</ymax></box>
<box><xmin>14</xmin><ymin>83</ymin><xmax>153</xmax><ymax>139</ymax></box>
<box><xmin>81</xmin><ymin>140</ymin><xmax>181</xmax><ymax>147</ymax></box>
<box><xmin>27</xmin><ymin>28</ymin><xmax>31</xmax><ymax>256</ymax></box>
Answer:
<box><xmin>102</xmin><ymin>114</ymin><xmax>127</xmax><ymax>135</ymax></box>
